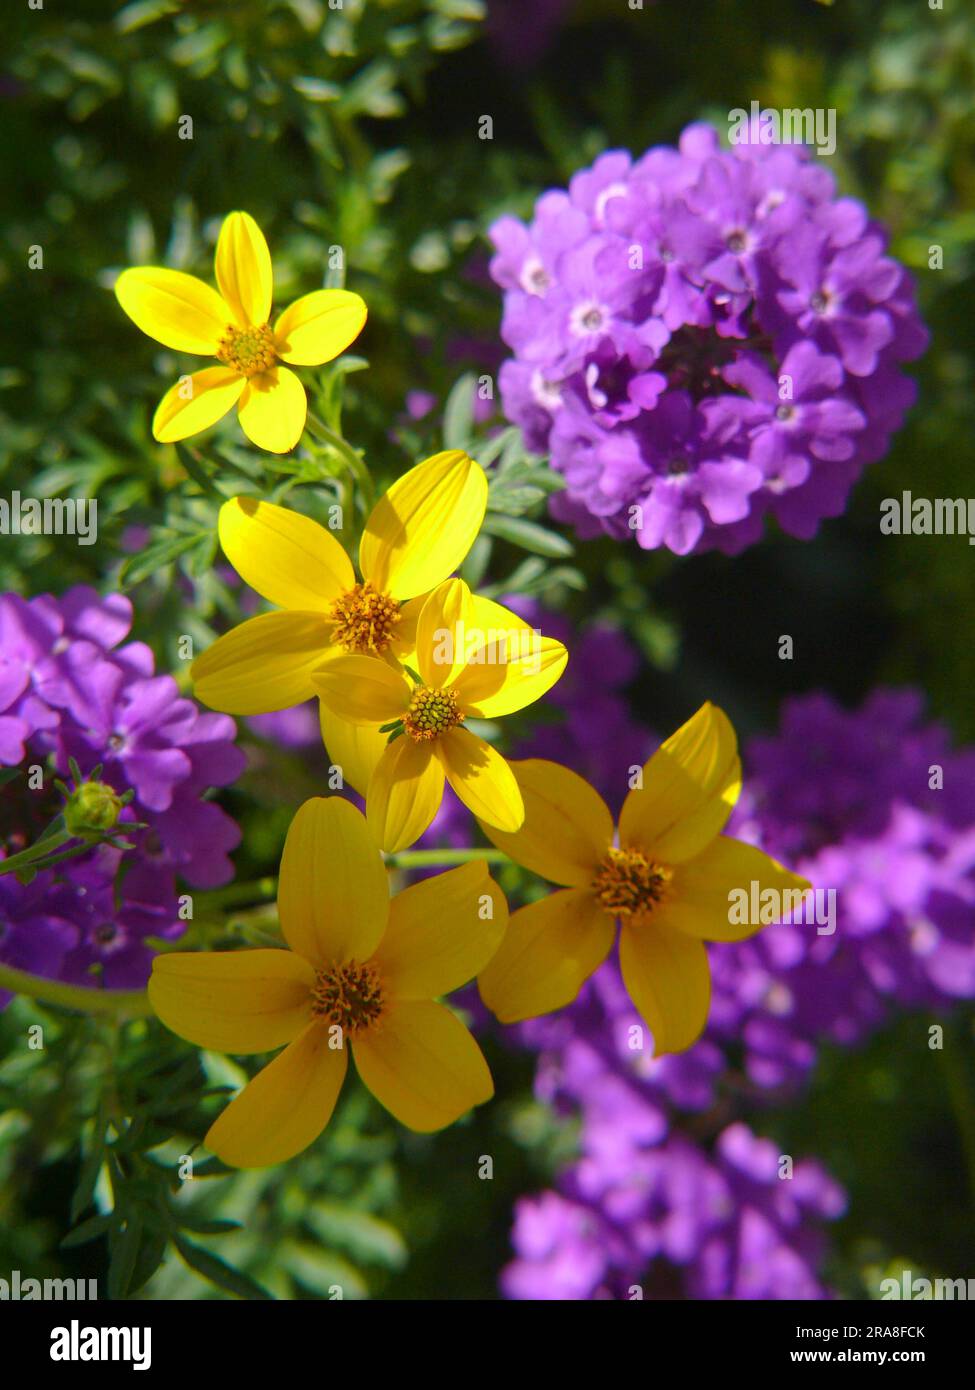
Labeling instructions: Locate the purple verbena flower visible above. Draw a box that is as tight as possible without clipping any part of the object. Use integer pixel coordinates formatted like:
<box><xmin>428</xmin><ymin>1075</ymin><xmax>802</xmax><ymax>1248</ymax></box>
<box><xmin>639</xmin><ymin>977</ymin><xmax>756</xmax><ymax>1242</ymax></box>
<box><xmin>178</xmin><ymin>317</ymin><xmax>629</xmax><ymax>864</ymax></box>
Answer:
<box><xmin>490</xmin><ymin>124</ymin><xmax>928</xmax><ymax>554</ymax></box>
<box><xmin>0</xmin><ymin>587</ymin><xmax>245</xmax><ymax>995</ymax></box>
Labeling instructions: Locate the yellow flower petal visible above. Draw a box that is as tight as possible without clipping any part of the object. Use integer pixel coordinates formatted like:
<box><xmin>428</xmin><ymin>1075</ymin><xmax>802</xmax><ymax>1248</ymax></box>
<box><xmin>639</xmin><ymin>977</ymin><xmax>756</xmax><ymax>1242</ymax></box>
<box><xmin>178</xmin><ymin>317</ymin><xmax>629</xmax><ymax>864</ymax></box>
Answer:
<box><xmin>477</xmin><ymin>888</ymin><xmax>614</xmax><ymax>1024</ymax></box>
<box><xmin>388</xmin><ymin>593</ymin><xmax>424</xmax><ymax>666</ymax></box>
<box><xmin>436</xmin><ymin>727</ymin><xmax>524</xmax><ymax>833</ymax></box>
<box><xmin>359</xmin><ymin>450</ymin><xmax>488</xmax><ymax>600</ymax></box>
<box><xmin>274</xmin><ymin>289</ymin><xmax>367</xmax><ymax>366</ymax></box>
<box><xmin>148</xmin><ymin>950</ymin><xmax>314</xmax><ymax>1053</ymax></box>
<box><xmin>152</xmin><ymin>367</ymin><xmax>245</xmax><ymax>443</ymax></box>
<box><xmin>206</xmin><ymin>1022</ymin><xmax>347</xmax><ymax>1168</ymax></box>
<box><xmin>238</xmin><ymin>365</ymin><xmax>307</xmax><ymax>453</ymax></box>
<box><xmin>451</xmin><ymin>634</ymin><xmax>568</xmax><ymax>720</ymax></box>
<box><xmin>467</xmin><ymin>593</ymin><xmax>537</xmax><ymax>639</ymax></box>
<box><xmin>218</xmin><ymin>496</ymin><xmax>354</xmax><ymax>611</ymax></box>
<box><xmin>618</xmin><ymin>919</ymin><xmax>711</xmax><ymax>1057</ymax></box>
<box><xmin>476</xmin><ymin>758</ymin><xmax>612</xmax><ymax>887</ymax></box>
<box><xmin>312</xmin><ymin>653</ymin><xmax>411</xmax><ymax>725</ymax></box>
<box><xmin>278</xmin><ymin>797</ymin><xmax>389</xmax><ymax>967</ymax></box>
<box><xmin>352</xmin><ymin>999</ymin><xmax>493</xmax><ymax>1132</ymax></box>
<box><xmin>114</xmin><ymin>266</ymin><xmax>231</xmax><ymax>355</ymax></box>
<box><xmin>416</xmin><ymin>577</ymin><xmax>476</xmax><ymax>689</ymax></box>
<box><xmin>366</xmin><ymin>736</ymin><xmax>444</xmax><ymax>854</ymax></box>
<box><xmin>191</xmin><ymin>610</ymin><xmax>331</xmax><ymax>715</ymax></box>
<box><xmin>663</xmin><ymin>836</ymin><xmax>811</xmax><ymax>942</ymax></box>
<box><xmin>318</xmin><ymin>700</ymin><xmax>389</xmax><ymax>798</ymax></box>
<box><xmin>370</xmin><ymin>863</ymin><xmax>507</xmax><ymax>999</ymax></box>
<box><xmin>619</xmin><ymin>702</ymin><xmax>741</xmax><ymax>863</ymax></box>
<box><xmin>215</xmin><ymin>211</ymin><xmax>273</xmax><ymax>328</ymax></box>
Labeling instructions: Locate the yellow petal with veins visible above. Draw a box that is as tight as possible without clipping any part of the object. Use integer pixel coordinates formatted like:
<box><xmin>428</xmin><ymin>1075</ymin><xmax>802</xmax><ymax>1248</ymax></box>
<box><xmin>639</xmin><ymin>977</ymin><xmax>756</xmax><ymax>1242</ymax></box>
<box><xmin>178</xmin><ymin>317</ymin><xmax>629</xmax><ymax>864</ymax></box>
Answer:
<box><xmin>115</xmin><ymin>267</ymin><xmax>231</xmax><ymax>355</ymax></box>
<box><xmin>215</xmin><ymin>211</ymin><xmax>273</xmax><ymax>328</ymax></box>
<box><xmin>205</xmin><ymin>1022</ymin><xmax>348</xmax><ymax>1168</ymax></box>
<box><xmin>277</xmin><ymin>797</ymin><xmax>389</xmax><ymax>968</ymax></box>
<box><xmin>352</xmin><ymin>1000</ymin><xmax>493</xmax><ymax>1132</ymax></box>
<box><xmin>359</xmin><ymin>451</ymin><xmax>487</xmax><ymax>600</ymax></box>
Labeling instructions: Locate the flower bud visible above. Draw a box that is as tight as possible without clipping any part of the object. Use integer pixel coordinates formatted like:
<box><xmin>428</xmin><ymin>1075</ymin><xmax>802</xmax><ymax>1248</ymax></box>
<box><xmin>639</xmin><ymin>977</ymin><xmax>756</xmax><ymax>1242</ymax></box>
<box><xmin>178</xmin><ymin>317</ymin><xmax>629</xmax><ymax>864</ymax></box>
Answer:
<box><xmin>63</xmin><ymin>780</ymin><xmax>124</xmax><ymax>838</ymax></box>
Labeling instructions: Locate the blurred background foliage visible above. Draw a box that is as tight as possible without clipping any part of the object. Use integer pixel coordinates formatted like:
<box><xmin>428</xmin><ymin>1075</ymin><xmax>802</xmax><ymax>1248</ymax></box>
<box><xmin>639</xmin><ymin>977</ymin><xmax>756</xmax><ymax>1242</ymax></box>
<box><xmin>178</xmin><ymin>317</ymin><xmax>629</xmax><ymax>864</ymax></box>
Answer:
<box><xmin>1</xmin><ymin>0</ymin><xmax>973</xmax><ymax>1298</ymax></box>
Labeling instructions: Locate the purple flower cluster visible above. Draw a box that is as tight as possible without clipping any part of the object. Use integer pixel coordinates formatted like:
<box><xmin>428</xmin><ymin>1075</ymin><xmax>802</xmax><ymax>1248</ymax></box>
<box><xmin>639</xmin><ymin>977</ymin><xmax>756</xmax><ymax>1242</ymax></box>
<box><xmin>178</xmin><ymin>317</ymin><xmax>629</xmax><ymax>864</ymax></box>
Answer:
<box><xmin>0</xmin><ymin>587</ymin><xmax>244</xmax><ymax>995</ymax></box>
<box><xmin>490</xmin><ymin>124</ymin><xmax>928</xmax><ymax>554</ymax></box>
<box><xmin>500</xmin><ymin>670</ymin><xmax>975</xmax><ymax>1298</ymax></box>
<box><xmin>714</xmin><ymin>689</ymin><xmax>975</xmax><ymax>1088</ymax></box>
<box><xmin>505</xmin><ymin>1125</ymin><xmax>845</xmax><ymax>1301</ymax></box>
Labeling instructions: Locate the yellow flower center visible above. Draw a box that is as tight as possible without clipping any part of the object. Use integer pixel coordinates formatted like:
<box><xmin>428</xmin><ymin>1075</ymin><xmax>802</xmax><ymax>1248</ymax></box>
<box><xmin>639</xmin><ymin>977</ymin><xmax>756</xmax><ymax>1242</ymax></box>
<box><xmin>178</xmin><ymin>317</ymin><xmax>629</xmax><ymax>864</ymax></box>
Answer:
<box><xmin>216</xmin><ymin>322</ymin><xmax>277</xmax><ymax>377</ymax></box>
<box><xmin>328</xmin><ymin>582</ymin><xmax>402</xmax><ymax>655</ymax></box>
<box><xmin>311</xmin><ymin>960</ymin><xmax>384</xmax><ymax>1036</ymax></box>
<box><xmin>403</xmin><ymin>685</ymin><xmax>463</xmax><ymax>742</ymax></box>
<box><xmin>592</xmin><ymin>847</ymin><xmax>672</xmax><ymax>920</ymax></box>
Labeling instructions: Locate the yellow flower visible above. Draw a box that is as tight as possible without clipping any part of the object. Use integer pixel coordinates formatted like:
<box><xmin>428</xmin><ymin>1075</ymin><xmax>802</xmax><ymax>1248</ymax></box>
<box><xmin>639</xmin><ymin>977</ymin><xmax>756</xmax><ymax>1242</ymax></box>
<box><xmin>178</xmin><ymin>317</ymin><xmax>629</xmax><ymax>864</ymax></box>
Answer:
<box><xmin>191</xmin><ymin>448</ymin><xmax>487</xmax><ymax>789</ymax></box>
<box><xmin>312</xmin><ymin>577</ymin><xmax>568</xmax><ymax>852</ymax></box>
<box><xmin>148</xmin><ymin>797</ymin><xmax>506</xmax><ymax>1168</ymax></box>
<box><xmin>114</xmin><ymin>210</ymin><xmax>366</xmax><ymax>453</ymax></box>
<box><xmin>476</xmin><ymin>702</ymin><xmax>810</xmax><ymax>1056</ymax></box>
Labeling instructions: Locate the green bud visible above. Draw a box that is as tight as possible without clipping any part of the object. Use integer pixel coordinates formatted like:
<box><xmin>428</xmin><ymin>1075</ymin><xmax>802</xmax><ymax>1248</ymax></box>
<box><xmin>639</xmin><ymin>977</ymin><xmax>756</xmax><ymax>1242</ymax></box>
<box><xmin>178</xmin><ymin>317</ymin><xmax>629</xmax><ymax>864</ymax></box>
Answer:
<box><xmin>63</xmin><ymin>780</ymin><xmax>124</xmax><ymax>837</ymax></box>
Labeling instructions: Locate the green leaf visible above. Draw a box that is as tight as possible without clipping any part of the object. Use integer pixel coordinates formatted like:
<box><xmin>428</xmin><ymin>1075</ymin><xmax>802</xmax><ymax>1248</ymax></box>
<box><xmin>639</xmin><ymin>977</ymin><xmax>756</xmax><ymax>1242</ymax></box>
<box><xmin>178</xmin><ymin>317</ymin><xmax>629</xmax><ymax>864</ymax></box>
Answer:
<box><xmin>292</xmin><ymin>76</ymin><xmax>342</xmax><ymax>103</ymax></box>
<box><xmin>129</xmin><ymin>1227</ymin><xmax>169</xmax><ymax>1297</ymax></box>
<box><xmin>114</xmin><ymin>0</ymin><xmax>180</xmax><ymax>35</ymax></box>
<box><xmin>471</xmin><ymin>426</ymin><xmax>519</xmax><ymax>469</ymax></box>
<box><xmin>174</xmin><ymin>1235</ymin><xmax>274</xmax><ymax>1300</ymax></box>
<box><xmin>107</xmin><ymin>1212</ymin><xmax>143</xmax><ymax>1299</ymax></box>
<box><xmin>119</xmin><ymin>531</ymin><xmax>209</xmax><ymax>588</ymax></box>
<box><xmin>481</xmin><ymin>513</ymin><xmax>574</xmax><ymax>558</ymax></box>
<box><xmin>442</xmin><ymin>373</ymin><xmax>477</xmax><ymax>451</ymax></box>
<box><xmin>182</xmin><ymin>1156</ymin><xmax>238</xmax><ymax>1179</ymax></box>
<box><xmin>487</xmin><ymin>484</ymin><xmax>548</xmax><ymax>516</ymax></box>
<box><xmin>61</xmin><ymin>1212</ymin><xmax>115</xmax><ymax>1249</ymax></box>
<box><xmin>71</xmin><ymin>1129</ymin><xmax>107</xmax><ymax>1223</ymax></box>
<box><xmin>305</xmin><ymin>1205</ymin><xmax>408</xmax><ymax>1271</ymax></box>
<box><xmin>280</xmin><ymin>1240</ymin><xmax>368</xmax><ymax>1298</ymax></box>
<box><xmin>175</xmin><ymin>443</ymin><xmax>221</xmax><ymax>498</ymax></box>
<box><xmin>176</xmin><ymin>1217</ymin><xmax>242</xmax><ymax>1236</ymax></box>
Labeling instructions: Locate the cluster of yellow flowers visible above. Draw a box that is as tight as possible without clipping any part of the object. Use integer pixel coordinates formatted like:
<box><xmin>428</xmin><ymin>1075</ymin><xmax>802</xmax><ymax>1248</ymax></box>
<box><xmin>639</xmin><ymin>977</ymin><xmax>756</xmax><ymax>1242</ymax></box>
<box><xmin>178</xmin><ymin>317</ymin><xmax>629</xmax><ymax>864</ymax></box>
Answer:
<box><xmin>119</xmin><ymin>213</ymin><xmax>807</xmax><ymax>1169</ymax></box>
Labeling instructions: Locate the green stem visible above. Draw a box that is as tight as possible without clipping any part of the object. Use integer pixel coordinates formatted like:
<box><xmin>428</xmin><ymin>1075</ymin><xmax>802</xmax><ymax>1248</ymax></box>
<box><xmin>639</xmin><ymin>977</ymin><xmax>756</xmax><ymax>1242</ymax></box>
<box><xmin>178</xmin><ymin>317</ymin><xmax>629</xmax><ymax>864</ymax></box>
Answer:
<box><xmin>194</xmin><ymin>877</ymin><xmax>278</xmax><ymax>910</ymax></box>
<box><xmin>384</xmin><ymin>848</ymin><xmax>510</xmax><ymax>868</ymax></box>
<box><xmin>0</xmin><ymin>962</ymin><xmax>152</xmax><ymax>1018</ymax></box>
<box><xmin>305</xmin><ymin>412</ymin><xmax>374</xmax><ymax>514</ymax></box>
<box><xmin>0</xmin><ymin>834</ymin><xmax>136</xmax><ymax>880</ymax></box>
<box><xmin>0</xmin><ymin>829</ymin><xmax>72</xmax><ymax>876</ymax></box>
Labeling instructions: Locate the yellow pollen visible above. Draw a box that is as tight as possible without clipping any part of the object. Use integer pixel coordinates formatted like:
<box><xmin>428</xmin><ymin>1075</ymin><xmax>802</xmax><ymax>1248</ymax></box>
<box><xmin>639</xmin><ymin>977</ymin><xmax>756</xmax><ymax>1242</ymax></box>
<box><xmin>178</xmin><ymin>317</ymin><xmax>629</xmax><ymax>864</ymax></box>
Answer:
<box><xmin>592</xmin><ymin>847</ymin><xmax>672</xmax><ymax>920</ymax></box>
<box><xmin>403</xmin><ymin>685</ymin><xmax>463</xmax><ymax>742</ymax></box>
<box><xmin>311</xmin><ymin>960</ymin><xmax>384</xmax><ymax>1036</ymax></box>
<box><xmin>328</xmin><ymin>582</ymin><xmax>402</xmax><ymax>655</ymax></box>
<box><xmin>216</xmin><ymin>322</ymin><xmax>277</xmax><ymax>377</ymax></box>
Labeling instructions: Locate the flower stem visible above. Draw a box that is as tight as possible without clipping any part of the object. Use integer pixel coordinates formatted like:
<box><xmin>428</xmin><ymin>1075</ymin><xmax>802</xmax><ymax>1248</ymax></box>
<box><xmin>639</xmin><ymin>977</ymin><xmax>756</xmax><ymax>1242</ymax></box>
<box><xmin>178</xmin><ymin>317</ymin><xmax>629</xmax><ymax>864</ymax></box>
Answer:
<box><xmin>0</xmin><ymin>830</ymin><xmax>73</xmax><ymax>877</ymax></box>
<box><xmin>305</xmin><ymin>411</ymin><xmax>374</xmax><ymax>515</ymax></box>
<box><xmin>384</xmin><ymin>848</ymin><xmax>509</xmax><ymax>868</ymax></box>
<box><xmin>0</xmin><ymin>962</ymin><xmax>152</xmax><ymax>1018</ymax></box>
<box><xmin>194</xmin><ymin>877</ymin><xmax>278</xmax><ymax>910</ymax></box>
